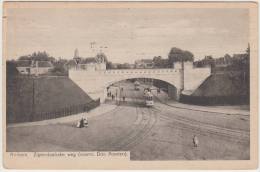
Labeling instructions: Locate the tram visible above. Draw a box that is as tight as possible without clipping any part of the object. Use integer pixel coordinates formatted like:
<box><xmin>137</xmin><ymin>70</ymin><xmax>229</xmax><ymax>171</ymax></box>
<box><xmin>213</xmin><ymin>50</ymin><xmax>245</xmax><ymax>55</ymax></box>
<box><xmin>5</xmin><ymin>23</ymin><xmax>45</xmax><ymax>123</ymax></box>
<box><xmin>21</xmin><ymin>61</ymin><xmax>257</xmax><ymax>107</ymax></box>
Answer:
<box><xmin>134</xmin><ymin>81</ymin><xmax>140</xmax><ymax>90</ymax></box>
<box><xmin>144</xmin><ymin>90</ymin><xmax>154</xmax><ymax>107</ymax></box>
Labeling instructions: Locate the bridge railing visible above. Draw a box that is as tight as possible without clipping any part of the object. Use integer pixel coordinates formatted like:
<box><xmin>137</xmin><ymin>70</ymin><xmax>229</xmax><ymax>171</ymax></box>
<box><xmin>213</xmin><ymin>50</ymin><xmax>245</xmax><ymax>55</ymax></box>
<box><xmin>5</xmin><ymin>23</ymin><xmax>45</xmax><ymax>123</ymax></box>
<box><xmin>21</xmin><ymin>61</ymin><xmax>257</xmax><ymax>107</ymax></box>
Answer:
<box><xmin>104</xmin><ymin>68</ymin><xmax>180</xmax><ymax>75</ymax></box>
<box><xmin>69</xmin><ymin>67</ymin><xmax>181</xmax><ymax>75</ymax></box>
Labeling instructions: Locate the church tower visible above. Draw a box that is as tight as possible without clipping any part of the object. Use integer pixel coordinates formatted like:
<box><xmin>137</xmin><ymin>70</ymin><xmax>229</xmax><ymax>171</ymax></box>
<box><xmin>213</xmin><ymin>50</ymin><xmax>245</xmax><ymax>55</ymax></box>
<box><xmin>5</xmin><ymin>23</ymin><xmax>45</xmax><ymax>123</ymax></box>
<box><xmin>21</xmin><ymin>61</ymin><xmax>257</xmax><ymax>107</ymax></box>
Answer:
<box><xmin>73</xmin><ymin>48</ymin><xmax>81</xmax><ymax>64</ymax></box>
<box><xmin>74</xmin><ymin>48</ymin><xmax>79</xmax><ymax>58</ymax></box>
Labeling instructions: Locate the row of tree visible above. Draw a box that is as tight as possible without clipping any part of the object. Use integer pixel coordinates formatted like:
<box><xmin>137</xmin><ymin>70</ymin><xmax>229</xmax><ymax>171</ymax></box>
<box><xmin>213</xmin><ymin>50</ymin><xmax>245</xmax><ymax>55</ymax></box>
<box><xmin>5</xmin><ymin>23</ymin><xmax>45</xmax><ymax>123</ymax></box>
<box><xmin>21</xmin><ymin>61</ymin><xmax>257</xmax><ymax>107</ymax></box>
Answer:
<box><xmin>194</xmin><ymin>45</ymin><xmax>250</xmax><ymax>72</ymax></box>
<box><xmin>8</xmin><ymin>45</ymin><xmax>250</xmax><ymax>74</ymax></box>
<box><xmin>18</xmin><ymin>51</ymin><xmax>56</xmax><ymax>62</ymax></box>
<box><xmin>106</xmin><ymin>47</ymin><xmax>195</xmax><ymax>69</ymax></box>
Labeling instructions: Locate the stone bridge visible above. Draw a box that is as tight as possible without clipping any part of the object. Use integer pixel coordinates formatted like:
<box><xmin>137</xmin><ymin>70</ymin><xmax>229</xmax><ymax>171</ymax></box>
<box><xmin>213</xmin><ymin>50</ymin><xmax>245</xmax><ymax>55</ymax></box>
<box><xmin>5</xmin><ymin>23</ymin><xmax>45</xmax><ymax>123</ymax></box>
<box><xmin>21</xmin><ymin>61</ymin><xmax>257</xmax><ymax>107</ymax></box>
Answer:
<box><xmin>69</xmin><ymin>62</ymin><xmax>211</xmax><ymax>102</ymax></box>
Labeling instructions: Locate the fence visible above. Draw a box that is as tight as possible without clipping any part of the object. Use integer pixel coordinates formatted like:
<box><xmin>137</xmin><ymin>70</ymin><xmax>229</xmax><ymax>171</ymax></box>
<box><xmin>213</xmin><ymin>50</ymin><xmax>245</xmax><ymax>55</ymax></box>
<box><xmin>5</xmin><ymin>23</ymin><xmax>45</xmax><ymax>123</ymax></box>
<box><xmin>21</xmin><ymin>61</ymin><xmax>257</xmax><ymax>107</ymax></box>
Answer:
<box><xmin>179</xmin><ymin>94</ymin><xmax>249</xmax><ymax>105</ymax></box>
<box><xmin>7</xmin><ymin>98</ymin><xmax>100</xmax><ymax>123</ymax></box>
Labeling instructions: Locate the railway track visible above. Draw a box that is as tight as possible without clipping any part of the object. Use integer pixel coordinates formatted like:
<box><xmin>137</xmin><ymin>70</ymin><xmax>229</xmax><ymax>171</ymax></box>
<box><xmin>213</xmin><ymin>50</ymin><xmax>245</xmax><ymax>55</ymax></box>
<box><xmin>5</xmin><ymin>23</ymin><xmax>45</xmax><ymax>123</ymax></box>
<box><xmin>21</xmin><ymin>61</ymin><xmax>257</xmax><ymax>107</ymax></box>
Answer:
<box><xmin>102</xmin><ymin>82</ymin><xmax>249</xmax><ymax>152</ymax></box>
<box><xmin>151</xmin><ymin>89</ymin><xmax>249</xmax><ymax>117</ymax></box>
<box><xmin>154</xmin><ymin>105</ymin><xmax>249</xmax><ymax>134</ymax></box>
<box><xmin>151</xmin><ymin>107</ymin><xmax>249</xmax><ymax>144</ymax></box>
<box><xmin>104</xmin><ymin>86</ymin><xmax>157</xmax><ymax>151</ymax></box>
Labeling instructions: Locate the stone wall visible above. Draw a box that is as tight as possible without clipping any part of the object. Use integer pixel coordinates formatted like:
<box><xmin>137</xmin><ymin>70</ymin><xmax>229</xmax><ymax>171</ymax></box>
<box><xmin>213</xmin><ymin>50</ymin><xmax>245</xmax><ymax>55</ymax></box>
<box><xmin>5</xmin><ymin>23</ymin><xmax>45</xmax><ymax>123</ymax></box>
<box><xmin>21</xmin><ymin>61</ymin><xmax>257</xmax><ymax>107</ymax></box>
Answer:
<box><xmin>69</xmin><ymin>65</ymin><xmax>210</xmax><ymax>102</ymax></box>
<box><xmin>184</xmin><ymin>67</ymin><xmax>211</xmax><ymax>91</ymax></box>
<box><xmin>69</xmin><ymin>68</ymin><xmax>182</xmax><ymax>102</ymax></box>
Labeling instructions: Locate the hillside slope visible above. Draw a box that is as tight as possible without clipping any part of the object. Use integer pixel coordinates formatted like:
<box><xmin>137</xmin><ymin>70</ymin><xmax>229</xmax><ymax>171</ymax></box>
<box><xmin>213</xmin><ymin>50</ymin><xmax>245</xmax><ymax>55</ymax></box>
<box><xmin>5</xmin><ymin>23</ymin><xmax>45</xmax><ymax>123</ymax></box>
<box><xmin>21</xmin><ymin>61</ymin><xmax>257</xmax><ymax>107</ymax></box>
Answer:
<box><xmin>180</xmin><ymin>72</ymin><xmax>249</xmax><ymax>105</ymax></box>
<box><xmin>192</xmin><ymin>73</ymin><xmax>249</xmax><ymax>97</ymax></box>
<box><xmin>7</xmin><ymin>76</ymin><xmax>93</xmax><ymax>123</ymax></box>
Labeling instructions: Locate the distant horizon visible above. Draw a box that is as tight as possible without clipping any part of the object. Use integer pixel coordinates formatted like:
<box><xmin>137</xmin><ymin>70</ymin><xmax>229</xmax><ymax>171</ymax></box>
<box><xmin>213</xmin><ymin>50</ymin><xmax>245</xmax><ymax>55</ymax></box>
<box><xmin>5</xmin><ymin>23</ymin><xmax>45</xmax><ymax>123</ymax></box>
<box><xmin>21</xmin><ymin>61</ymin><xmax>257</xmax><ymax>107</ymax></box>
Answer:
<box><xmin>7</xmin><ymin>45</ymin><xmax>249</xmax><ymax>64</ymax></box>
<box><xmin>6</xmin><ymin>7</ymin><xmax>249</xmax><ymax>63</ymax></box>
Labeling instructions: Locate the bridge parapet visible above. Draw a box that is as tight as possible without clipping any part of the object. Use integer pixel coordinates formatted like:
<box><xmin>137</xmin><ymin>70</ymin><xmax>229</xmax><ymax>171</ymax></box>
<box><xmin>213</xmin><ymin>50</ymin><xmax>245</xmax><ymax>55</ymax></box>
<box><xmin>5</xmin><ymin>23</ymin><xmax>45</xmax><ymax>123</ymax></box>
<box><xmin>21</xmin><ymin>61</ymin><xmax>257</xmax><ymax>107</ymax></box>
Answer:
<box><xmin>70</xmin><ymin>68</ymin><xmax>181</xmax><ymax>76</ymax></box>
<box><xmin>104</xmin><ymin>68</ymin><xmax>180</xmax><ymax>75</ymax></box>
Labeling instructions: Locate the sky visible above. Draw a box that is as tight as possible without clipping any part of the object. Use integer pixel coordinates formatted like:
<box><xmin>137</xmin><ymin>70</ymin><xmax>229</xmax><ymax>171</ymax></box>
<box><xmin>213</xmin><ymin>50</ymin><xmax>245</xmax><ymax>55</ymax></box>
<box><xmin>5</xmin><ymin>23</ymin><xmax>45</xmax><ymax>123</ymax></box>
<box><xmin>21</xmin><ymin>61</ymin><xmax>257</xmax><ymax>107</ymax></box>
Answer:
<box><xmin>6</xmin><ymin>7</ymin><xmax>249</xmax><ymax>63</ymax></box>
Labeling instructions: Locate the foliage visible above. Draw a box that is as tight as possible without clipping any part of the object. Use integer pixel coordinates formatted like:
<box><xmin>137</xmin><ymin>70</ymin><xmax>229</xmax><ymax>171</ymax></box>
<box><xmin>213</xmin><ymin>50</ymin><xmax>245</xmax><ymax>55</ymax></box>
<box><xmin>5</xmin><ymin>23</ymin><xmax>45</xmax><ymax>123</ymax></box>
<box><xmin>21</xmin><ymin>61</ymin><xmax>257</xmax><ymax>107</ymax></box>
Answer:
<box><xmin>96</xmin><ymin>53</ymin><xmax>108</xmax><ymax>63</ymax></box>
<box><xmin>18</xmin><ymin>51</ymin><xmax>56</xmax><ymax>62</ymax></box>
<box><xmin>49</xmin><ymin>62</ymin><xmax>68</xmax><ymax>76</ymax></box>
<box><xmin>168</xmin><ymin>47</ymin><xmax>194</xmax><ymax>66</ymax></box>
<box><xmin>117</xmin><ymin>63</ymin><xmax>132</xmax><ymax>69</ymax></box>
<box><xmin>106</xmin><ymin>61</ymin><xmax>113</xmax><ymax>69</ymax></box>
<box><xmin>194</xmin><ymin>45</ymin><xmax>250</xmax><ymax>74</ymax></box>
<box><xmin>153</xmin><ymin>56</ymin><xmax>169</xmax><ymax>68</ymax></box>
<box><xmin>224</xmin><ymin>54</ymin><xmax>232</xmax><ymax>60</ymax></box>
<box><xmin>6</xmin><ymin>60</ymin><xmax>19</xmax><ymax>77</ymax></box>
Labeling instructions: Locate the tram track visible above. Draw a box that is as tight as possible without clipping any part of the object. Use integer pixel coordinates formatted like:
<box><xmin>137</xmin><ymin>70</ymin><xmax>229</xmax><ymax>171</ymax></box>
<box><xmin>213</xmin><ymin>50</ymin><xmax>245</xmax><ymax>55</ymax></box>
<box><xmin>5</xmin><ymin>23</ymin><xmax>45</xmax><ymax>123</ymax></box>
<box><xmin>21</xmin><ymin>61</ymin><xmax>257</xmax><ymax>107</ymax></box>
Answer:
<box><xmin>103</xmin><ymin>82</ymin><xmax>249</xmax><ymax>151</ymax></box>
<box><xmin>153</xmin><ymin>106</ymin><xmax>249</xmax><ymax>135</ymax></box>
<box><xmin>151</xmin><ymin>107</ymin><xmax>249</xmax><ymax>144</ymax></box>
<box><xmin>148</xmin><ymin>86</ymin><xmax>249</xmax><ymax>117</ymax></box>
<box><xmin>105</xmin><ymin>85</ymin><xmax>157</xmax><ymax>150</ymax></box>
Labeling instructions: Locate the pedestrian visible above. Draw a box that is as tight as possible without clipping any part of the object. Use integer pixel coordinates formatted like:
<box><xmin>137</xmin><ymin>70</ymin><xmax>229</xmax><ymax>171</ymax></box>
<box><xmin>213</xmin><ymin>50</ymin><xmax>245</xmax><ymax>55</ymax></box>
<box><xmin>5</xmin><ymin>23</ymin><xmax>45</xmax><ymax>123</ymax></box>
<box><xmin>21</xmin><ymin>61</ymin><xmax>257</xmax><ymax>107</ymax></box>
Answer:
<box><xmin>123</xmin><ymin>96</ymin><xmax>125</xmax><ymax>102</ymax></box>
<box><xmin>83</xmin><ymin>117</ymin><xmax>88</xmax><ymax>127</ymax></box>
<box><xmin>76</xmin><ymin>118</ymin><xmax>84</xmax><ymax>128</ymax></box>
<box><xmin>193</xmin><ymin>135</ymin><xmax>199</xmax><ymax>147</ymax></box>
<box><xmin>112</xmin><ymin>94</ymin><xmax>114</xmax><ymax>100</ymax></box>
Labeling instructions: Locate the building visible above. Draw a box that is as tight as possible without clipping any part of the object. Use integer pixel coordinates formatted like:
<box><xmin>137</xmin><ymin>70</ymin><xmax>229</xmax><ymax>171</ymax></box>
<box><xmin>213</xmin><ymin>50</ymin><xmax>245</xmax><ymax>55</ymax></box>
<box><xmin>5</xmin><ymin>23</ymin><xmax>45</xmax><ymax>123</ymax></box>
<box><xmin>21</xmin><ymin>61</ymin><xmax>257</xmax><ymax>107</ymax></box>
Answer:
<box><xmin>135</xmin><ymin>59</ymin><xmax>154</xmax><ymax>69</ymax></box>
<box><xmin>78</xmin><ymin>57</ymin><xmax>99</xmax><ymax>71</ymax></box>
<box><xmin>68</xmin><ymin>49</ymin><xmax>107</xmax><ymax>71</ymax></box>
<box><xmin>16</xmin><ymin>60</ymin><xmax>53</xmax><ymax>75</ymax></box>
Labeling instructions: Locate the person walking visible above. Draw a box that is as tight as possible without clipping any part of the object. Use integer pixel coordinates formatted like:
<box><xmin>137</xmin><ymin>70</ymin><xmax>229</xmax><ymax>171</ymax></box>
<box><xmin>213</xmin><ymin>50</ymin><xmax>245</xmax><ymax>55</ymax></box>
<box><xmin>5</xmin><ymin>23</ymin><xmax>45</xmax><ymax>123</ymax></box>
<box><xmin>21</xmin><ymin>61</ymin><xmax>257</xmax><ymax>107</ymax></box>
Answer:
<box><xmin>193</xmin><ymin>135</ymin><xmax>199</xmax><ymax>147</ymax></box>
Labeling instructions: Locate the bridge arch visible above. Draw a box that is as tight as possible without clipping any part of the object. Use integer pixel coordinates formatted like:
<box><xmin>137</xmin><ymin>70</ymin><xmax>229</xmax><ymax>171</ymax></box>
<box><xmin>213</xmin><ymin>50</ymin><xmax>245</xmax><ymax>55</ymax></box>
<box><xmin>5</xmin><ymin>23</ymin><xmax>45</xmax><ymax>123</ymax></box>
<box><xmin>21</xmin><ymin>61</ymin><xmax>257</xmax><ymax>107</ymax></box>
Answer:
<box><xmin>68</xmin><ymin>68</ymin><xmax>186</xmax><ymax>102</ymax></box>
<box><xmin>104</xmin><ymin>77</ymin><xmax>179</xmax><ymax>101</ymax></box>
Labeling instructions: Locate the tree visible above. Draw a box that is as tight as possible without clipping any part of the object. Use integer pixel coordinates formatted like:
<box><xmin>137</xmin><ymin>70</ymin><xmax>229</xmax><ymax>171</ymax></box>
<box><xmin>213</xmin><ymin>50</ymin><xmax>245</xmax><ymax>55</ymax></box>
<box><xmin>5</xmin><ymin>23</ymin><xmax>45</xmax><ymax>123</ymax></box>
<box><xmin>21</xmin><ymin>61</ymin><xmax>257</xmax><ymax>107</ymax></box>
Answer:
<box><xmin>204</xmin><ymin>55</ymin><xmax>215</xmax><ymax>67</ymax></box>
<box><xmin>18</xmin><ymin>55</ymin><xmax>31</xmax><ymax>61</ymax></box>
<box><xmin>49</xmin><ymin>63</ymin><xmax>68</xmax><ymax>76</ymax></box>
<box><xmin>18</xmin><ymin>51</ymin><xmax>56</xmax><ymax>62</ymax></box>
<box><xmin>6</xmin><ymin>60</ymin><xmax>19</xmax><ymax>77</ymax></box>
<box><xmin>153</xmin><ymin>56</ymin><xmax>169</xmax><ymax>68</ymax></box>
<box><xmin>246</xmin><ymin>43</ymin><xmax>250</xmax><ymax>58</ymax></box>
<box><xmin>223</xmin><ymin>54</ymin><xmax>232</xmax><ymax>65</ymax></box>
<box><xmin>168</xmin><ymin>47</ymin><xmax>194</xmax><ymax>66</ymax></box>
<box><xmin>224</xmin><ymin>54</ymin><xmax>231</xmax><ymax>59</ymax></box>
<box><xmin>96</xmin><ymin>53</ymin><xmax>108</xmax><ymax>63</ymax></box>
<box><xmin>153</xmin><ymin>56</ymin><xmax>161</xmax><ymax>68</ymax></box>
<box><xmin>106</xmin><ymin>61</ymin><xmax>113</xmax><ymax>69</ymax></box>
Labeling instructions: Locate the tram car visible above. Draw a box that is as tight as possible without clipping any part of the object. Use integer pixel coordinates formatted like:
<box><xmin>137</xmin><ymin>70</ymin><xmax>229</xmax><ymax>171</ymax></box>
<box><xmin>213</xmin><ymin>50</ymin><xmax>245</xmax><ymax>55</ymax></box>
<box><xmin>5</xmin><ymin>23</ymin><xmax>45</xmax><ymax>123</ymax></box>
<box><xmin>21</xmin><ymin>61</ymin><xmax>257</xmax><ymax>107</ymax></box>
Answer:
<box><xmin>144</xmin><ymin>91</ymin><xmax>154</xmax><ymax>107</ymax></box>
<box><xmin>134</xmin><ymin>81</ymin><xmax>140</xmax><ymax>90</ymax></box>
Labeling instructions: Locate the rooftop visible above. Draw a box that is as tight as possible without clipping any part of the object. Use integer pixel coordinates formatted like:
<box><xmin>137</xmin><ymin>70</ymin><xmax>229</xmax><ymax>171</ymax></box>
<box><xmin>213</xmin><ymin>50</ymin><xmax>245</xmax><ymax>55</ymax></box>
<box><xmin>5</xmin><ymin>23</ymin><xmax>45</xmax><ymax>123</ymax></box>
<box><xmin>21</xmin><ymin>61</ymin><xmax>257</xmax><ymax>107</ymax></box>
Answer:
<box><xmin>16</xmin><ymin>60</ymin><xmax>32</xmax><ymax>67</ymax></box>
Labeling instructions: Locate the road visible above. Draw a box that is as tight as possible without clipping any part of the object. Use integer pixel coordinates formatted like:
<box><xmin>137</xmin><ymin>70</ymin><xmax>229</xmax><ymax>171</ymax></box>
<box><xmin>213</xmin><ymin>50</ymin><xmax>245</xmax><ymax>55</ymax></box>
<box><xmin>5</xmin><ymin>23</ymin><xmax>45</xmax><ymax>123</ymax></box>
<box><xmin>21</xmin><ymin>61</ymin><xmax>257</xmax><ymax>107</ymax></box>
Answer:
<box><xmin>7</xmin><ymin>81</ymin><xmax>250</xmax><ymax>160</ymax></box>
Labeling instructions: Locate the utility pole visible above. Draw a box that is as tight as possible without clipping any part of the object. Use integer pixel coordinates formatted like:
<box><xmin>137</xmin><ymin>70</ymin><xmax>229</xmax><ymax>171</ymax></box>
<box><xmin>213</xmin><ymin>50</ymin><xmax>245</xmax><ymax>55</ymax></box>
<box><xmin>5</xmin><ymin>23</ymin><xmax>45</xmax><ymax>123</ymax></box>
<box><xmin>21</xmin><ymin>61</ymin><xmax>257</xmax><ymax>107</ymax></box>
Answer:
<box><xmin>181</xmin><ymin>59</ymin><xmax>184</xmax><ymax>91</ymax></box>
<box><xmin>31</xmin><ymin>77</ymin><xmax>35</xmax><ymax>122</ymax></box>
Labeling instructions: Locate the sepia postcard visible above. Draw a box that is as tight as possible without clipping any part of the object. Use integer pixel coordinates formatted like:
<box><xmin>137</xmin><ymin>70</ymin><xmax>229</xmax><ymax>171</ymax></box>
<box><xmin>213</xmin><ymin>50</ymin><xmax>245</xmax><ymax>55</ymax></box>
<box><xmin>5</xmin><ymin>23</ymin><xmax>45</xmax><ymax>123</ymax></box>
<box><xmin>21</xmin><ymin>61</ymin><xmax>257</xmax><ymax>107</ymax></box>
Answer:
<box><xmin>2</xmin><ymin>1</ymin><xmax>258</xmax><ymax>170</ymax></box>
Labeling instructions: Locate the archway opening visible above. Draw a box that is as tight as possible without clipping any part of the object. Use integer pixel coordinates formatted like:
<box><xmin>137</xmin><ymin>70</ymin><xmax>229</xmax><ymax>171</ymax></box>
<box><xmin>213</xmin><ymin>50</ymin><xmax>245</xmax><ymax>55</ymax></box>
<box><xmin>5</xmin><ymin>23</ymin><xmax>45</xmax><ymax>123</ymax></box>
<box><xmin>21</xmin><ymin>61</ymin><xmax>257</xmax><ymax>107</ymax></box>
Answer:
<box><xmin>104</xmin><ymin>77</ymin><xmax>178</xmax><ymax>106</ymax></box>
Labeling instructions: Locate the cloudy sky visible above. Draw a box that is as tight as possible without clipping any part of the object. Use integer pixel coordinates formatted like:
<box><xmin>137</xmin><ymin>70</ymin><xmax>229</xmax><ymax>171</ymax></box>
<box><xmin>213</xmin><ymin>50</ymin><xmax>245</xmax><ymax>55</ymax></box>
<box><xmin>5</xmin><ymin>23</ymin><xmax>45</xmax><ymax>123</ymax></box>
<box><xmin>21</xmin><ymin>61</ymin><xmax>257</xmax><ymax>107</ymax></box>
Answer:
<box><xmin>6</xmin><ymin>7</ymin><xmax>249</xmax><ymax>63</ymax></box>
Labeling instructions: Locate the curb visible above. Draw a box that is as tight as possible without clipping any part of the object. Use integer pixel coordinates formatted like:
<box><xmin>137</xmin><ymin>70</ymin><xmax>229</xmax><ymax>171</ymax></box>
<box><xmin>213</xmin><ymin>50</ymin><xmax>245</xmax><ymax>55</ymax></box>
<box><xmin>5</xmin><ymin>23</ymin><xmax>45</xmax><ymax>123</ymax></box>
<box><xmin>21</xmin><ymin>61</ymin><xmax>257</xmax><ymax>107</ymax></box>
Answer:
<box><xmin>149</xmin><ymin>89</ymin><xmax>250</xmax><ymax>116</ymax></box>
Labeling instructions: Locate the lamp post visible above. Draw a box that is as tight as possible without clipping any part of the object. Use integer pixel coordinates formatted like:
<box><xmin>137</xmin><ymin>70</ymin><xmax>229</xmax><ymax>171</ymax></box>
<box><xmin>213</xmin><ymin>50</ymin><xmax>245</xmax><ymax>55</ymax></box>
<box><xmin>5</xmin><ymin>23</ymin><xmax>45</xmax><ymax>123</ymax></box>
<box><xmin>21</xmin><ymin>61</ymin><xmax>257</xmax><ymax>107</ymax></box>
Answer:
<box><xmin>181</xmin><ymin>59</ymin><xmax>184</xmax><ymax>91</ymax></box>
<box><xmin>30</xmin><ymin>76</ymin><xmax>35</xmax><ymax>122</ymax></box>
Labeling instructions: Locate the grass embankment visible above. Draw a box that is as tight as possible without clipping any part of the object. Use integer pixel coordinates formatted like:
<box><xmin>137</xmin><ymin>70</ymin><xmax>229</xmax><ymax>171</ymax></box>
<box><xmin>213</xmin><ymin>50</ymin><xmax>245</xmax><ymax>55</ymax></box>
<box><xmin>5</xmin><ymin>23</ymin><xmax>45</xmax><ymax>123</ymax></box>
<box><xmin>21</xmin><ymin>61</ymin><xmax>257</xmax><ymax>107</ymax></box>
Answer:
<box><xmin>180</xmin><ymin>72</ymin><xmax>249</xmax><ymax>105</ymax></box>
<box><xmin>7</xmin><ymin>76</ymin><xmax>93</xmax><ymax>123</ymax></box>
